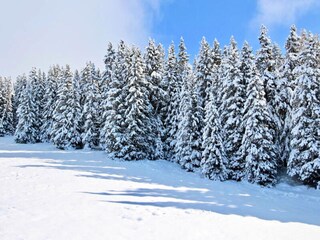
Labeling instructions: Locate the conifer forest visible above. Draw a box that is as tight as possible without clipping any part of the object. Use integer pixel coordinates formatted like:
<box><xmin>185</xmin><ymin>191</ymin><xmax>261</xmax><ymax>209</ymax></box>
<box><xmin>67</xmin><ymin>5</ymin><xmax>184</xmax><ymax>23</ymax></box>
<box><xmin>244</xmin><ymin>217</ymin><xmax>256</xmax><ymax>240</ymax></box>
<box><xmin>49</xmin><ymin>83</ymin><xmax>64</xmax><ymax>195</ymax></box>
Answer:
<box><xmin>1</xmin><ymin>25</ymin><xmax>320</xmax><ymax>189</ymax></box>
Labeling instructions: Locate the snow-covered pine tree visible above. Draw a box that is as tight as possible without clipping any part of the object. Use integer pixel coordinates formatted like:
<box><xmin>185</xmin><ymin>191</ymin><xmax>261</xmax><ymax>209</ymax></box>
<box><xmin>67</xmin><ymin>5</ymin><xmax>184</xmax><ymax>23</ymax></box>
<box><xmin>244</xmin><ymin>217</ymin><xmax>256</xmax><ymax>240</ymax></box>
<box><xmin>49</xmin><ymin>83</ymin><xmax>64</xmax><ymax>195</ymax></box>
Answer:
<box><xmin>14</xmin><ymin>78</ymin><xmax>38</xmax><ymax>143</ymax></box>
<box><xmin>239</xmin><ymin>42</ymin><xmax>278</xmax><ymax>186</ymax></box>
<box><xmin>279</xmin><ymin>25</ymin><xmax>301</xmax><ymax>165</ymax></box>
<box><xmin>212</xmin><ymin>39</ymin><xmax>223</xmax><ymax>108</ymax></box>
<box><xmin>174</xmin><ymin>37</ymin><xmax>203</xmax><ymax>168</ymax></box>
<box><xmin>0</xmin><ymin>77</ymin><xmax>6</xmax><ymax>136</ymax></box>
<box><xmin>51</xmin><ymin>65</ymin><xmax>82</xmax><ymax>149</ymax></box>
<box><xmin>0</xmin><ymin>77</ymin><xmax>14</xmax><ymax>136</ymax></box>
<box><xmin>28</xmin><ymin>68</ymin><xmax>44</xmax><ymax>142</ymax></box>
<box><xmin>163</xmin><ymin>42</ymin><xmax>180</xmax><ymax>160</ymax></box>
<box><xmin>14</xmin><ymin>68</ymin><xmax>44</xmax><ymax>143</ymax></box>
<box><xmin>81</xmin><ymin>62</ymin><xmax>100</xmax><ymax>149</ymax></box>
<box><xmin>256</xmin><ymin>25</ymin><xmax>281</xmax><ymax>165</ymax></box>
<box><xmin>201</xmin><ymin>85</ymin><xmax>228</xmax><ymax>181</ymax></box>
<box><xmin>194</xmin><ymin>37</ymin><xmax>214</xmax><ymax>137</ymax></box>
<box><xmin>68</xmin><ymin>70</ymin><xmax>82</xmax><ymax>148</ymax></box>
<box><xmin>40</xmin><ymin>66</ymin><xmax>60</xmax><ymax>142</ymax></box>
<box><xmin>13</xmin><ymin>74</ymin><xmax>27</xmax><ymax>127</ymax></box>
<box><xmin>219</xmin><ymin>37</ymin><xmax>246</xmax><ymax>180</ymax></box>
<box><xmin>288</xmin><ymin>33</ymin><xmax>320</xmax><ymax>189</ymax></box>
<box><xmin>120</xmin><ymin>47</ymin><xmax>158</xmax><ymax>160</ymax></box>
<box><xmin>103</xmin><ymin>40</ymin><xmax>130</xmax><ymax>157</ymax></box>
<box><xmin>100</xmin><ymin>42</ymin><xmax>116</xmax><ymax>149</ymax></box>
<box><xmin>144</xmin><ymin>39</ymin><xmax>166</xmax><ymax>159</ymax></box>
<box><xmin>175</xmin><ymin>71</ymin><xmax>202</xmax><ymax>171</ymax></box>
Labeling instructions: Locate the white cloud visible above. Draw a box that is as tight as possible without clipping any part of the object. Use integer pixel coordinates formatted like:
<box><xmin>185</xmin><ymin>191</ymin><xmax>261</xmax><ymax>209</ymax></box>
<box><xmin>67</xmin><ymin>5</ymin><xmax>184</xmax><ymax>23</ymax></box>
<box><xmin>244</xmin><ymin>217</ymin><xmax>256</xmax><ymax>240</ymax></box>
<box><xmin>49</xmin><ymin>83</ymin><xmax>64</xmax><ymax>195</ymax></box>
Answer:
<box><xmin>252</xmin><ymin>0</ymin><xmax>319</xmax><ymax>28</ymax></box>
<box><xmin>0</xmin><ymin>0</ymin><xmax>165</xmax><ymax>78</ymax></box>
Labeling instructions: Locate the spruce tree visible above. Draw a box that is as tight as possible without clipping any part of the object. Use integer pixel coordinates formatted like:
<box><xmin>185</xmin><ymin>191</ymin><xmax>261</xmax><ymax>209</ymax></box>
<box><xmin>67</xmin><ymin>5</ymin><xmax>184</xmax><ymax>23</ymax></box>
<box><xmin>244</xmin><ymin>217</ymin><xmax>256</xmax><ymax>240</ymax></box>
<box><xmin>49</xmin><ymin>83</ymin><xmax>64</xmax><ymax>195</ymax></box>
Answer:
<box><xmin>51</xmin><ymin>65</ymin><xmax>81</xmax><ymax>149</ymax></box>
<box><xmin>100</xmin><ymin>42</ymin><xmax>116</xmax><ymax>149</ymax></box>
<box><xmin>256</xmin><ymin>25</ymin><xmax>281</xmax><ymax>165</ymax></box>
<box><xmin>120</xmin><ymin>47</ymin><xmax>158</xmax><ymax>160</ymax></box>
<box><xmin>14</xmin><ymin>78</ymin><xmax>38</xmax><ymax>143</ymax></box>
<box><xmin>175</xmin><ymin>72</ymin><xmax>202</xmax><ymax>171</ymax></box>
<box><xmin>163</xmin><ymin>43</ymin><xmax>179</xmax><ymax>160</ymax></box>
<box><xmin>239</xmin><ymin>42</ymin><xmax>278</xmax><ymax>186</ymax></box>
<box><xmin>194</xmin><ymin>37</ymin><xmax>214</xmax><ymax>138</ymax></box>
<box><xmin>201</xmin><ymin>88</ymin><xmax>228</xmax><ymax>181</ymax></box>
<box><xmin>81</xmin><ymin>62</ymin><xmax>100</xmax><ymax>149</ymax></box>
<box><xmin>219</xmin><ymin>37</ymin><xmax>246</xmax><ymax>180</ymax></box>
<box><xmin>13</xmin><ymin>74</ymin><xmax>27</xmax><ymax>128</ymax></box>
<box><xmin>144</xmin><ymin>39</ymin><xmax>166</xmax><ymax>159</ymax></box>
<box><xmin>103</xmin><ymin>40</ymin><xmax>130</xmax><ymax>157</ymax></box>
<box><xmin>288</xmin><ymin>33</ymin><xmax>320</xmax><ymax>188</ymax></box>
<box><xmin>0</xmin><ymin>77</ymin><xmax>14</xmax><ymax>135</ymax></box>
<box><xmin>279</xmin><ymin>25</ymin><xmax>301</xmax><ymax>165</ymax></box>
<box><xmin>40</xmin><ymin>66</ymin><xmax>60</xmax><ymax>142</ymax></box>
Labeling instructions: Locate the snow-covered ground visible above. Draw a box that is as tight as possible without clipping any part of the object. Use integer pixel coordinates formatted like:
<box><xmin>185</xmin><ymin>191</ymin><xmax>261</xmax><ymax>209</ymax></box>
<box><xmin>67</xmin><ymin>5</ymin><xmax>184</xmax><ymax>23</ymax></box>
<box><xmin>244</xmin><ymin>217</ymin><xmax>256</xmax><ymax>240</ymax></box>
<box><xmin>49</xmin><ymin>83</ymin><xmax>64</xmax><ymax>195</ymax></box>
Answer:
<box><xmin>0</xmin><ymin>136</ymin><xmax>320</xmax><ymax>240</ymax></box>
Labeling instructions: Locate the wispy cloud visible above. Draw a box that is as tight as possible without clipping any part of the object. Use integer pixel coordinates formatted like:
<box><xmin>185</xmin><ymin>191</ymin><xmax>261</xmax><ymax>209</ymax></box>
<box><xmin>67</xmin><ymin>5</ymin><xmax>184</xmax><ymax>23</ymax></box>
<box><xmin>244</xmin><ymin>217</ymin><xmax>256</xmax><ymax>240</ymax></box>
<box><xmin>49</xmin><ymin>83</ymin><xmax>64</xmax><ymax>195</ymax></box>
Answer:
<box><xmin>251</xmin><ymin>0</ymin><xmax>319</xmax><ymax>28</ymax></box>
<box><xmin>0</xmin><ymin>0</ymin><xmax>166</xmax><ymax>77</ymax></box>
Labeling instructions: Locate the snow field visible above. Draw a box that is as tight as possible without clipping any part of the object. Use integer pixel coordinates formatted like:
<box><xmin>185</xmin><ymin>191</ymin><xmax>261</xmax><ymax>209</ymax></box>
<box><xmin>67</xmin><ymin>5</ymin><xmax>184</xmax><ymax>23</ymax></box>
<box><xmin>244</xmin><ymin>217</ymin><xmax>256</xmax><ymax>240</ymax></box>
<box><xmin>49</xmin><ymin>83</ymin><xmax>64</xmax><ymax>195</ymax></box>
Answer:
<box><xmin>1</xmin><ymin>137</ymin><xmax>320</xmax><ymax>240</ymax></box>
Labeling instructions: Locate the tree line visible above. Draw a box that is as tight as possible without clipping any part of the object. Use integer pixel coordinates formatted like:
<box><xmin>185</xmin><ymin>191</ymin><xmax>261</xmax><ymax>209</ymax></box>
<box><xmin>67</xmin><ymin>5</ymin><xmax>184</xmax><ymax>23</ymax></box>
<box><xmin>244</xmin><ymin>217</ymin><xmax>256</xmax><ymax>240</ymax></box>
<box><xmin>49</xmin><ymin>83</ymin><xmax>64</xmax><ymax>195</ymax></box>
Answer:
<box><xmin>0</xmin><ymin>25</ymin><xmax>319</xmax><ymax>188</ymax></box>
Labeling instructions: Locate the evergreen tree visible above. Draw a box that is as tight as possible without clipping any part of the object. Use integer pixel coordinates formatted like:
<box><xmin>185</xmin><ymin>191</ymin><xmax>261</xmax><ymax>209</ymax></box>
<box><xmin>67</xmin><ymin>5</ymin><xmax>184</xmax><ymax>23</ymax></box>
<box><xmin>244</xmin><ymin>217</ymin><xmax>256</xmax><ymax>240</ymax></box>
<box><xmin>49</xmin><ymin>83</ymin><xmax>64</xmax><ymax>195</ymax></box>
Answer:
<box><xmin>51</xmin><ymin>65</ymin><xmax>82</xmax><ymax>149</ymax></box>
<box><xmin>239</xmin><ymin>42</ymin><xmax>278</xmax><ymax>186</ymax></box>
<box><xmin>194</xmin><ymin>37</ymin><xmax>214</xmax><ymax>138</ymax></box>
<box><xmin>120</xmin><ymin>47</ymin><xmax>158</xmax><ymax>160</ymax></box>
<box><xmin>40</xmin><ymin>66</ymin><xmax>60</xmax><ymax>142</ymax></box>
<box><xmin>201</xmin><ymin>88</ymin><xmax>228</xmax><ymax>180</ymax></box>
<box><xmin>100</xmin><ymin>42</ymin><xmax>116</xmax><ymax>149</ymax></box>
<box><xmin>29</xmin><ymin>68</ymin><xmax>44</xmax><ymax>142</ymax></box>
<box><xmin>256</xmin><ymin>25</ymin><xmax>281</xmax><ymax>165</ymax></box>
<box><xmin>219</xmin><ymin>37</ymin><xmax>246</xmax><ymax>180</ymax></box>
<box><xmin>81</xmin><ymin>62</ymin><xmax>100</xmax><ymax>149</ymax></box>
<box><xmin>103</xmin><ymin>40</ymin><xmax>130</xmax><ymax>157</ymax></box>
<box><xmin>13</xmin><ymin>74</ymin><xmax>27</xmax><ymax>128</ymax></box>
<box><xmin>211</xmin><ymin>39</ymin><xmax>223</xmax><ymax>108</ymax></box>
<box><xmin>288</xmin><ymin>33</ymin><xmax>320</xmax><ymax>188</ymax></box>
<box><xmin>144</xmin><ymin>39</ymin><xmax>166</xmax><ymax>159</ymax></box>
<box><xmin>163</xmin><ymin>43</ymin><xmax>180</xmax><ymax>160</ymax></box>
<box><xmin>176</xmin><ymin>72</ymin><xmax>202</xmax><ymax>171</ymax></box>
<box><xmin>280</xmin><ymin>25</ymin><xmax>302</xmax><ymax>165</ymax></box>
<box><xmin>14</xmin><ymin>78</ymin><xmax>38</xmax><ymax>143</ymax></box>
<box><xmin>0</xmin><ymin>77</ymin><xmax>14</xmax><ymax>135</ymax></box>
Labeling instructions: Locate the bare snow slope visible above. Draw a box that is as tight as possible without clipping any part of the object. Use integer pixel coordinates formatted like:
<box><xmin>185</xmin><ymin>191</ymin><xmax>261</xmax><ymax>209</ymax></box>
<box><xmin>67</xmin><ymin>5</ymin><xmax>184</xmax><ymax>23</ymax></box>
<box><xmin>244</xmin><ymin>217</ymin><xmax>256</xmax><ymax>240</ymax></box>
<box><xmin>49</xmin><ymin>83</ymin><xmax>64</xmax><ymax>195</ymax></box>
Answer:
<box><xmin>0</xmin><ymin>137</ymin><xmax>320</xmax><ymax>240</ymax></box>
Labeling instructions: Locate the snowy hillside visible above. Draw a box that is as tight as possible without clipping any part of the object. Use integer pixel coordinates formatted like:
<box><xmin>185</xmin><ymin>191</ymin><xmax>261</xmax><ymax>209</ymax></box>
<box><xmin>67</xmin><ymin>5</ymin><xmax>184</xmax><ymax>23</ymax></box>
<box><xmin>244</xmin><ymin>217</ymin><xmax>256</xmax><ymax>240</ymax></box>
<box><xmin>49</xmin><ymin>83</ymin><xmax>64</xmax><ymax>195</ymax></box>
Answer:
<box><xmin>1</xmin><ymin>136</ymin><xmax>320</xmax><ymax>240</ymax></box>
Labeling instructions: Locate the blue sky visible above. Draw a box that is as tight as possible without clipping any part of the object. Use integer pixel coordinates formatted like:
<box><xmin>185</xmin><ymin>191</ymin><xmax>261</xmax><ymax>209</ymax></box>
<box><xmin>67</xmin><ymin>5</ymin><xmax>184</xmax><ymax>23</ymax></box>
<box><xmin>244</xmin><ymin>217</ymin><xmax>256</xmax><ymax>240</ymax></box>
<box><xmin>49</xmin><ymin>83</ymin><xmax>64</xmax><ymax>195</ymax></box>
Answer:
<box><xmin>1</xmin><ymin>0</ymin><xmax>320</xmax><ymax>78</ymax></box>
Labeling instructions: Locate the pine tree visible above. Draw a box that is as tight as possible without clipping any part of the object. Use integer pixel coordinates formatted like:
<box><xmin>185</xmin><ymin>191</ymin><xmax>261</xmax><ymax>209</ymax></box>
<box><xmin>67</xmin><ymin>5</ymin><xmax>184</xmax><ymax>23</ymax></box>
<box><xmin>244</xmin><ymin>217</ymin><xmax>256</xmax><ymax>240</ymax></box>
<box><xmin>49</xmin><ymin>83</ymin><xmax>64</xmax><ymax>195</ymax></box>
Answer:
<box><xmin>29</xmin><ymin>68</ymin><xmax>44</xmax><ymax>142</ymax></box>
<box><xmin>103</xmin><ymin>40</ymin><xmax>130</xmax><ymax>157</ymax></box>
<box><xmin>0</xmin><ymin>77</ymin><xmax>6</xmax><ymax>136</ymax></box>
<box><xmin>13</xmin><ymin>74</ymin><xmax>27</xmax><ymax>128</ymax></box>
<box><xmin>144</xmin><ymin>39</ymin><xmax>166</xmax><ymax>159</ymax></box>
<box><xmin>0</xmin><ymin>77</ymin><xmax>14</xmax><ymax>136</ymax></box>
<box><xmin>201</xmin><ymin>88</ymin><xmax>228</xmax><ymax>181</ymax></box>
<box><xmin>40</xmin><ymin>66</ymin><xmax>60</xmax><ymax>142</ymax></box>
<box><xmin>100</xmin><ymin>42</ymin><xmax>116</xmax><ymax>149</ymax></box>
<box><xmin>219</xmin><ymin>37</ymin><xmax>246</xmax><ymax>180</ymax></box>
<box><xmin>238</xmin><ymin>42</ymin><xmax>278</xmax><ymax>186</ymax></box>
<box><xmin>81</xmin><ymin>62</ymin><xmax>100</xmax><ymax>149</ymax></box>
<box><xmin>163</xmin><ymin>43</ymin><xmax>180</xmax><ymax>160</ymax></box>
<box><xmin>175</xmin><ymin>72</ymin><xmax>202</xmax><ymax>171</ymax></box>
<box><xmin>288</xmin><ymin>33</ymin><xmax>320</xmax><ymax>188</ymax></box>
<box><xmin>51</xmin><ymin>65</ymin><xmax>82</xmax><ymax>149</ymax></box>
<box><xmin>256</xmin><ymin>25</ymin><xmax>281</xmax><ymax>165</ymax></box>
<box><xmin>279</xmin><ymin>25</ymin><xmax>302</xmax><ymax>166</ymax></box>
<box><xmin>14</xmin><ymin>78</ymin><xmax>38</xmax><ymax>143</ymax></box>
<box><xmin>120</xmin><ymin>47</ymin><xmax>158</xmax><ymax>160</ymax></box>
<box><xmin>194</xmin><ymin>37</ymin><xmax>214</xmax><ymax>138</ymax></box>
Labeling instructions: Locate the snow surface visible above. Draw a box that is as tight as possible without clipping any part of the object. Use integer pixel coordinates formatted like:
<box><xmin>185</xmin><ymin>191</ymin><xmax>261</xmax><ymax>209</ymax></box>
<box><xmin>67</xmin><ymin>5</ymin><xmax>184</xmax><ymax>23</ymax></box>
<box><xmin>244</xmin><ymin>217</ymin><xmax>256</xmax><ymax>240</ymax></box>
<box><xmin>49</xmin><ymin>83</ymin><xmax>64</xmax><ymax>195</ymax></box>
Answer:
<box><xmin>0</xmin><ymin>136</ymin><xmax>320</xmax><ymax>240</ymax></box>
